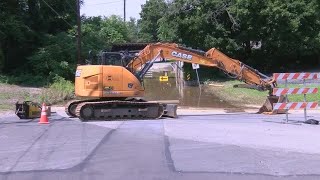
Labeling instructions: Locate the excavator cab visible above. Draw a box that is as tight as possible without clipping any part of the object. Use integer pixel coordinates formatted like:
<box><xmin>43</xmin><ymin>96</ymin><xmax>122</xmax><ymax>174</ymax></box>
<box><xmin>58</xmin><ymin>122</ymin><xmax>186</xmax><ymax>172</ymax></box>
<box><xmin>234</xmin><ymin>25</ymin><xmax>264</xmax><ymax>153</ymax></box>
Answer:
<box><xmin>85</xmin><ymin>50</ymin><xmax>129</xmax><ymax>66</ymax></box>
<box><xmin>98</xmin><ymin>52</ymin><xmax>125</xmax><ymax>66</ymax></box>
<box><xmin>93</xmin><ymin>51</ymin><xmax>137</xmax><ymax>67</ymax></box>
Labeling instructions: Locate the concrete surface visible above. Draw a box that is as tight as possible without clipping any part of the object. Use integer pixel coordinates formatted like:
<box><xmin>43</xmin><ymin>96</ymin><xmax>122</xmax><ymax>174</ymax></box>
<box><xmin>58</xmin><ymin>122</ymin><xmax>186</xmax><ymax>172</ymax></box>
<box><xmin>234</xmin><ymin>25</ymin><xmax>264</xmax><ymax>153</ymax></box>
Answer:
<box><xmin>165</xmin><ymin>113</ymin><xmax>320</xmax><ymax>154</ymax></box>
<box><xmin>0</xmin><ymin>113</ymin><xmax>110</xmax><ymax>172</ymax></box>
<box><xmin>1</xmin><ymin>107</ymin><xmax>320</xmax><ymax>180</ymax></box>
<box><xmin>169</xmin><ymin>137</ymin><xmax>320</xmax><ymax>176</ymax></box>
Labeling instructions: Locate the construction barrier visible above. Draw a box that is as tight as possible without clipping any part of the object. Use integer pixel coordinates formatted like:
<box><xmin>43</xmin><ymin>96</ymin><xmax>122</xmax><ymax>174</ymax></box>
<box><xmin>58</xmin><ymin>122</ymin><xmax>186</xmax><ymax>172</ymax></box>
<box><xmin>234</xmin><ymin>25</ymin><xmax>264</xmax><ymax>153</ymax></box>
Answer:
<box><xmin>273</xmin><ymin>88</ymin><xmax>318</xmax><ymax>96</ymax></box>
<box><xmin>272</xmin><ymin>73</ymin><xmax>319</xmax><ymax>122</ymax></box>
<box><xmin>274</xmin><ymin>73</ymin><xmax>318</xmax><ymax>80</ymax></box>
<box><xmin>273</xmin><ymin>102</ymin><xmax>318</xmax><ymax>110</ymax></box>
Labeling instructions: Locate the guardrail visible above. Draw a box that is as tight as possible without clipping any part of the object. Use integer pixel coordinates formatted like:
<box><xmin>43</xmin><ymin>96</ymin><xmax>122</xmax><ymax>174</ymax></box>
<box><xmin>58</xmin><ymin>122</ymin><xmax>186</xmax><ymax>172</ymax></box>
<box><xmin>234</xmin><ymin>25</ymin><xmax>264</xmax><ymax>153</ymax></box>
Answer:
<box><xmin>272</xmin><ymin>73</ymin><xmax>319</xmax><ymax>122</ymax></box>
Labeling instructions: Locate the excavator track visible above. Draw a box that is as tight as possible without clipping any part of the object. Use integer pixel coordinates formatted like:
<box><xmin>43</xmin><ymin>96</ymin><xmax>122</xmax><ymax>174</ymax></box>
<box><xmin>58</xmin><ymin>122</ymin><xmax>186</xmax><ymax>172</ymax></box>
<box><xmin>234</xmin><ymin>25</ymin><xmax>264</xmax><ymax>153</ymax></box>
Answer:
<box><xmin>65</xmin><ymin>100</ymin><xmax>81</xmax><ymax>117</ymax></box>
<box><xmin>65</xmin><ymin>99</ymin><xmax>102</xmax><ymax>117</ymax></box>
<box><xmin>75</xmin><ymin>100</ymin><xmax>164</xmax><ymax>121</ymax></box>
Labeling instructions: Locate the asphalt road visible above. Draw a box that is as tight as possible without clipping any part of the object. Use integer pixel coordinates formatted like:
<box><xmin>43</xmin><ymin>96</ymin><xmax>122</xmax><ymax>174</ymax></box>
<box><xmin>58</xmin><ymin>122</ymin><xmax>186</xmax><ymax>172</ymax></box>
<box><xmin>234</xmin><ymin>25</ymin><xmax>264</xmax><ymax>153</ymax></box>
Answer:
<box><xmin>1</xmin><ymin>109</ymin><xmax>320</xmax><ymax>180</ymax></box>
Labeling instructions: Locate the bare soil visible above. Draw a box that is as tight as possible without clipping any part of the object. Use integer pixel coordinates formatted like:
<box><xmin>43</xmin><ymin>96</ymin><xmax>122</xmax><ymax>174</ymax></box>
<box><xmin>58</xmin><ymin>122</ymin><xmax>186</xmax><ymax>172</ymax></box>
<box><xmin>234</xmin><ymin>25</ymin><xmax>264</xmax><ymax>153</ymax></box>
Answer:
<box><xmin>0</xmin><ymin>83</ymin><xmax>42</xmax><ymax>112</ymax></box>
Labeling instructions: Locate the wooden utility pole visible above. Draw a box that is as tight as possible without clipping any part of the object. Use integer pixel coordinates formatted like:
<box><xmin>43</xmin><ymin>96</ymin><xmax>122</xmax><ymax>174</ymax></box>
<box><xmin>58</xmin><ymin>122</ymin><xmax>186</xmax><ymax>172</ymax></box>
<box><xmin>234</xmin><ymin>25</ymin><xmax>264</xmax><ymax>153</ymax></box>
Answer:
<box><xmin>123</xmin><ymin>0</ymin><xmax>126</xmax><ymax>22</ymax></box>
<box><xmin>76</xmin><ymin>0</ymin><xmax>82</xmax><ymax>64</ymax></box>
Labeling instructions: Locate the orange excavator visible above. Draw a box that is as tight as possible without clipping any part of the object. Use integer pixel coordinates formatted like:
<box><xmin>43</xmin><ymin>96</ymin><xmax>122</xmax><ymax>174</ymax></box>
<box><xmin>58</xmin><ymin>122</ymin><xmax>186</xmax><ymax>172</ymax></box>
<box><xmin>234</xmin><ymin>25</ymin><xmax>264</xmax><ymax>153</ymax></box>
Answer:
<box><xmin>66</xmin><ymin>43</ymin><xmax>282</xmax><ymax>121</ymax></box>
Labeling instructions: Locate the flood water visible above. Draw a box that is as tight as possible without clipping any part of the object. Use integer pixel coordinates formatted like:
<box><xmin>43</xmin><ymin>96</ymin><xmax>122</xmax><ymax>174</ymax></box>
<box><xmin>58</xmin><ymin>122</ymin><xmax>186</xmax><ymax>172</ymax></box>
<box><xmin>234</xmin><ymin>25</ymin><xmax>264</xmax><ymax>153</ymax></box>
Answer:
<box><xmin>143</xmin><ymin>78</ymin><xmax>236</xmax><ymax>109</ymax></box>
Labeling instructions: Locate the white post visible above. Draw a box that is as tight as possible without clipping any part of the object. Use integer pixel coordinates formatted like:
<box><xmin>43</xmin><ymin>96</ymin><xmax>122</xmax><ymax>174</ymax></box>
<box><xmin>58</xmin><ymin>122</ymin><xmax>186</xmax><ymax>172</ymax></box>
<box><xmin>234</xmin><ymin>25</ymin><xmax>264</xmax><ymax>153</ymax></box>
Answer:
<box><xmin>177</xmin><ymin>62</ymin><xmax>184</xmax><ymax>98</ymax></box>
<box><xmin>285</xmin><ymin>79</ymin><xmax>289</xmax><ymax>123</ymax></box>
<box><xmin>195</xmin><ymin>68</ymin><xmax>200</xmax><ymax>87</ymax></box>
<box><xmin>303</xmin><ymin>79</ymin><xmax>307</xmax><ymax>121</ymax></box>
<box><xmin>195</xmin><ymin>69</ymin><xmax>201</xmax><ymax>107</ymax></box>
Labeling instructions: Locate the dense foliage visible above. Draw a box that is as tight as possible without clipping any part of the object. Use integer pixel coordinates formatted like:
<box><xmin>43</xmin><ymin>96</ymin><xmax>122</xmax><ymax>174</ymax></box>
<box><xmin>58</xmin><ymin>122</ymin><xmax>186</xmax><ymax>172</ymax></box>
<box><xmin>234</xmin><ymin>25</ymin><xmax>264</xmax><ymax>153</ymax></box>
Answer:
<box><xmin>1</xmin><ymin>0</ymin><xmax>320</xmax><ymax>85</ymax></box>
<box><xmin>138</xmin><ymin>0</ymin><xmax>167</xmax><ymax>41</ymax></box>
<box><xmin>0</xmin><ymin>0</ymin><xmax>77</xmax><ymax>76</ymax></box>
<box><xmin>140</xmin><ymin>0</ymin><xmax>320</xmax><ymax>74</ymax></box>
<box><xmin>0</xmin><ymin>1</ymin><xmax>139</xmax><ymax>85</ymax></box>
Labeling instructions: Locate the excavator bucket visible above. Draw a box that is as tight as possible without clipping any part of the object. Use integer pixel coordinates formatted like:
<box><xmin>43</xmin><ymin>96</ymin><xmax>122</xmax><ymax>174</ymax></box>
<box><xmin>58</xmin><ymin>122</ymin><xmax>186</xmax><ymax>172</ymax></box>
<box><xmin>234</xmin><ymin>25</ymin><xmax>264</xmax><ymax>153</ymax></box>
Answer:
<box><xmin>258</xmin><ymin>95</ymin><xmax>288</xmax><ymax>114</ymax></box>
<box><xmin>162</xmin><ymin>104</ymin><xmax>178</xmax><ymax>118</ymax></box>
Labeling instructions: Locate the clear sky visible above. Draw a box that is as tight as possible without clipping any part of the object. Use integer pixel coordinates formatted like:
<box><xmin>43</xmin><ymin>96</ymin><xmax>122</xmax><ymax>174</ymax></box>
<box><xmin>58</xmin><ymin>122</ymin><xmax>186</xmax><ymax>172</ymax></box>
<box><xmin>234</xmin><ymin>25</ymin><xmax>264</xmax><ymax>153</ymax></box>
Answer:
<box><xmin>81</xmin><ymin>0</ymin><xmax>147</xmax><ymax>20</ymax></box>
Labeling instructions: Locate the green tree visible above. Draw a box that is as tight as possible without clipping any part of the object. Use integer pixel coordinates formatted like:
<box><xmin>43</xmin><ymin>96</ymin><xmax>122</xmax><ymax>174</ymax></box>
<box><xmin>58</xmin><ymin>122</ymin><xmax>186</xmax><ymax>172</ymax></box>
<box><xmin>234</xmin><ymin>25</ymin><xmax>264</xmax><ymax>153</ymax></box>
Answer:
<box><xmin>98</xmin><ymin>15</ymin><xmax>130</xmax><ymax>45</ymax></box>
<box><xmin>28</xmin><ymin>32</ymin><xmax>76</xmax><ymax>81</ymax></box>
<box><xmin>28</xmin><ymin>15</ymin><xmax>139</xmax><ymax>82</ymax></box>
<box><xmin>231</xmin><ymin>0</ymin><xmax>320</xmax><ymax>71</ymax></box>
<box><xmin>138</xmin><ymin>0</ymin><xmax>168</xmax><ymax>41</ymax></box>
<box><xmin>0</xmin><ymin>0</ymin><xmax>143</xmax><ymax>84</ymax></box>
<box><xmin>0</xmin><ymin>0</ymin><xmax>77</xmax><ymax>74</ymax></box>
<box><xmin>81</xmin><ymin>16</ymin><xmax>140</xmax><ymax>58</ymax></box>
<box><xmin>156</xmin><ymin>0</ymin><xmax>320</xmax><ymax>72</ymax></box>
<box><xmin>0</xmin><ymin>0</ymin><xmax>33</xmax><ymax>72</ymax></box>
<box><xmin>158</xmin><ymin>0</ymin><xmax>240</xmax><ymax>52</ymax></box>
<box><xmin>127</xmin><ymin>18</ymin><xmax>141</xmax><ymax>42</ymax></box>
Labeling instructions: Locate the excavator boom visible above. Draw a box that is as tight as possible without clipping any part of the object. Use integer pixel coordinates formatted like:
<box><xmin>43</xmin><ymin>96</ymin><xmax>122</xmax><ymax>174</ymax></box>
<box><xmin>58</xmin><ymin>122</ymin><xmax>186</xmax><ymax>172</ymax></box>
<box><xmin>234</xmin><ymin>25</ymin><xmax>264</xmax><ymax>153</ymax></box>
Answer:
<box><xmin>127</xmin><ymin>43</ymin><xmax>275</xmax><ymax>91</ymax></box>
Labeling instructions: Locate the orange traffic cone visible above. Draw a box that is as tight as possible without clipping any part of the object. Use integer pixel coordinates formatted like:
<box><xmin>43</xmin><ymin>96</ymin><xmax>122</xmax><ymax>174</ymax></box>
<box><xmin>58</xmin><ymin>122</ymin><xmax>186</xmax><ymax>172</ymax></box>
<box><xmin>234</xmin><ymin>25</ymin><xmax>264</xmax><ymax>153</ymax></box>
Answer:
<box><xmin>39</xmin><ymin>103</ymin><xmax>49</xmax><ymax>124</ymax></box>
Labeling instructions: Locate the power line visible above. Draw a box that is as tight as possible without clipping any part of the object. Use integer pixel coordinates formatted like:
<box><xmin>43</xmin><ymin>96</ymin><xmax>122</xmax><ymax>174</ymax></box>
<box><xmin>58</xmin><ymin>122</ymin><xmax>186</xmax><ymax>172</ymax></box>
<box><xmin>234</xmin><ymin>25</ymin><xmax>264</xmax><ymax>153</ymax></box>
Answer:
<box><xmin>85</xmin><ymin>0</ymin><xmax>122</xmax><ymax>6</ymax></box>
<box><xmin>41</xmin><ymin>0</ymin><xmax>74</xmax><ymax>28</ymax></box>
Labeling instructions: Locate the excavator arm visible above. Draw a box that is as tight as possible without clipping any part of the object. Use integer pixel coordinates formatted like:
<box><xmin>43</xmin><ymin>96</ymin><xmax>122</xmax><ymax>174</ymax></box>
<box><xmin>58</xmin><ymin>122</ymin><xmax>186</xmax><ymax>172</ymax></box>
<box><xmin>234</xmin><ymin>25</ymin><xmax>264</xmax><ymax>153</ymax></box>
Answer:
<box><xmin>127</xmin><ymin>43</ymin><xmax>276</xmax><ymax>91</ymax></box>
<box><xmin>68</xmin><ymin>42</ymin><xmax>283</xmax><ymax>120</ymax></box>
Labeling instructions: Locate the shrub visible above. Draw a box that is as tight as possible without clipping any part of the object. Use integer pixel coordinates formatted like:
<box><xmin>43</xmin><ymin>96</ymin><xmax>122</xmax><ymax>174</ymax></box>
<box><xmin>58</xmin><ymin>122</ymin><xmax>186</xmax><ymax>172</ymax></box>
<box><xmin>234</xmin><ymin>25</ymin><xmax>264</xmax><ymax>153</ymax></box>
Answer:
<box><xmin>39</xmin><ymin>75</ymin><xmax>74</xmax><ymax>105</ymax></box>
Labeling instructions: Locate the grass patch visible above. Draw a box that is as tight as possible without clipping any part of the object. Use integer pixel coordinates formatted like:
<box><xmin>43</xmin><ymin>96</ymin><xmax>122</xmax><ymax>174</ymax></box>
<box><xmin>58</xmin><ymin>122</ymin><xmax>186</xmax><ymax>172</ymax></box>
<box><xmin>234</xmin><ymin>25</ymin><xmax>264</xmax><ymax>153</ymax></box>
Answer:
<box><xmin>278</xmin><ymin>84</ymin><xmax>320</xmax><ymax>102</ymax></box>
<box><xmin>204</xmin><ymin>80</ymin><xmax>320</xmax><ymax>106</ymax></box>
<box><xmin>203</xmin><ymin>80</ymin><xmax>268</xmax><ymax>106</ymax></box>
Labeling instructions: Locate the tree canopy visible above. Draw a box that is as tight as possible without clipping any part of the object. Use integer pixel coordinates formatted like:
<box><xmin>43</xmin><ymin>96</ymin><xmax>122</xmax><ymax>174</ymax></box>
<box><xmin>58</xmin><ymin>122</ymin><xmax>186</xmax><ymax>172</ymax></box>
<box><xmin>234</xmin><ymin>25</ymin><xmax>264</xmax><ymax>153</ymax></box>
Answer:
<box><xmin>0</xmin><ymin>1</ymin><xmax>139</xmax><ymax>85</ymax></box>
<box><xmin>1</xmin><ymin>0</ymin><xmax>320</xmax><ymax>85</ymax></box>
<box><xmin>153</xmin><ymin>0</ymin><xmax>320</xmax><ymax>72</ymax></box>
<box><xmin>138</xmin><ymin>0</ymin><xmax>167</xmax><ymax>41</ymax></box>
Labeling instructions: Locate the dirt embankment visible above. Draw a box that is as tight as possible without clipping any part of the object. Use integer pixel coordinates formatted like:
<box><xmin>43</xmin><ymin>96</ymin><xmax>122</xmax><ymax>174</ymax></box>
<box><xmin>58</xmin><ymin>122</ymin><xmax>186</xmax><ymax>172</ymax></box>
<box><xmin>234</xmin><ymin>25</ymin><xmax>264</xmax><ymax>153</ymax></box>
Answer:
<box><xmin>0</xmin><ymin>83</ymin><xmax>42</xmax><ymax>112</ymax></box>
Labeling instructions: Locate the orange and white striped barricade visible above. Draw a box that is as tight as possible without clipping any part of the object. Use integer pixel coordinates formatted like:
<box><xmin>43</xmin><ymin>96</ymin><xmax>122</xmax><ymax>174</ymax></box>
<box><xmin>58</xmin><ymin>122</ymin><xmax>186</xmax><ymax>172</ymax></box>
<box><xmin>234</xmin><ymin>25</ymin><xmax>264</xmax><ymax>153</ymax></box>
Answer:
<box><xmin>273</xmin><ymin>73</ymin><xmax>319</xmax><ymax>122</ymax></box>
<box><xmin>273</xmin><ymin>87</ymin><xmax>318</xmax><ymax>96</ymax></box>
<box><xmin>273</xmin><ymin>73</ymin><xmax>319</xmax><ymax>81</ymax></box>
<box><xmin>273</xmin><ymin>102</ymin><xmax>318</xmax><ymax>110</ymax></box>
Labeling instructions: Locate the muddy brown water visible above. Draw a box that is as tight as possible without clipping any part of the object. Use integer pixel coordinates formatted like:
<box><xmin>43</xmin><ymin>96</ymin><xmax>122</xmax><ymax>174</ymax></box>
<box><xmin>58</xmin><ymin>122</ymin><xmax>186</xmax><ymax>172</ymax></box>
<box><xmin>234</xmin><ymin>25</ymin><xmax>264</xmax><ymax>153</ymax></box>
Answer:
<box><xmin>143</xmin><ymin>79</ymin><xmax>237</xmax><ymax>109</ymax></box>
